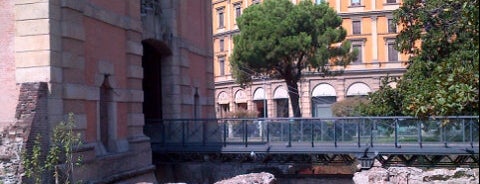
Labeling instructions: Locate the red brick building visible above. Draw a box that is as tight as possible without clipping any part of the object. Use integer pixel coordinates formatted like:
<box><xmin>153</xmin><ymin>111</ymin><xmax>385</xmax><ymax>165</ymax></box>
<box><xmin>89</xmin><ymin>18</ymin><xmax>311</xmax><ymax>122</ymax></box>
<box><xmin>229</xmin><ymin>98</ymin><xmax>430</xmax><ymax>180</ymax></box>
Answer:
<box><xmin>0</xmin><ymin>0</ymin><xmax>214</xmax><ymax>183</ymax></box>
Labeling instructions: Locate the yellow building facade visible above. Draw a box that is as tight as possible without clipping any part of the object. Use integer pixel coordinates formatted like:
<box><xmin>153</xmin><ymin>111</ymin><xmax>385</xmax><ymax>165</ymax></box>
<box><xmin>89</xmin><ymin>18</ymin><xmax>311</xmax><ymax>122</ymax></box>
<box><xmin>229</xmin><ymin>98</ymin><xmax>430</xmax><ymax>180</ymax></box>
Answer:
<box><xmin>212</xmin><ymin>0</ymin><xmax>408</xmax><ymax>118</ymax></box>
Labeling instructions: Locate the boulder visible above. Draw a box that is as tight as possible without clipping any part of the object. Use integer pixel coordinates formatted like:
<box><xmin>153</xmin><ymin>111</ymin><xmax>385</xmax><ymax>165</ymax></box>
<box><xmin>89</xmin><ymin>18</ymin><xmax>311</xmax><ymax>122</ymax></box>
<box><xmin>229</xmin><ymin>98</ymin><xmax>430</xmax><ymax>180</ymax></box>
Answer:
<box><xmin>214</xmin><ymin>172</ymin><xmax>276</xmax><ymax>184</ymax></box>
<box><xmin>353</xmin><ymin>164</ymin><xmax>479</xmax><ymax>184</ymax></box>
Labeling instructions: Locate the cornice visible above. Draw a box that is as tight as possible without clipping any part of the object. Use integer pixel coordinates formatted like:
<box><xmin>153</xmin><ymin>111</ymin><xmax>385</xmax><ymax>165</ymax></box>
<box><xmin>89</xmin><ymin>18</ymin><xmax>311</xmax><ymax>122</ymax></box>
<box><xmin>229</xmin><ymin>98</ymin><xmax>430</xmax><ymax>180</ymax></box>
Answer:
<box><xmin>338</xmin><ymin>10</ymin><xmax>394</xmax><ymax>18</ymax></box>
<box><xmin>213</xmin><ymin>29</ymin><xmax>240</xmax><ymax>38</ymax></box>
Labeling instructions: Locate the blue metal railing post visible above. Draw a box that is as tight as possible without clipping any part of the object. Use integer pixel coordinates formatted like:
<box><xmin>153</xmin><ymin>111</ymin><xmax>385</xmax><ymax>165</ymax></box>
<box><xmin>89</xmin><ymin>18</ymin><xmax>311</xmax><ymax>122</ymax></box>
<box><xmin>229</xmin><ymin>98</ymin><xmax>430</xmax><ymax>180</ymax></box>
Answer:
<box><xmin>442</xmin><ymin>119</ymin><xmax>448</xmax><ymax>148</ymax></box>
<box><xmin>311</xmin><ymin>120</ymin><xmax>314</xmax><ymax>147</ymax></box>
<box><xmin>417</xmin><ymin>120</ymin><xmax>423</xmax><ymax>148</ymax></box>
<box><xmin>223</xmin><ymin>120</ymin><xmax>227</xmax><ymax>147</ymax></box>
<box><xmin>394</xmin><ymin>118</ymin><xmax>399</xmax><ymax>148</ymax></box>
<box><xmin>334</xmin><ymin>120</ymin><xmax>337</xmax><ymax>147</ymax></box>
<box><xmin>202</xmin><ymin>120</ymin><xmax>206</xmax><ymax>146</ymax></box>
<box><xmin>462</xmin><ymin>119</ymin><xmax>465</xmax><ymax>143</ymax></box>
<box><xmin>357</xmin><ymin>119</ymin><xmax>361</xmax><ymax>147</ymax></box>
<box><xmin>244</xmin><ymin>120</ymin><xmax>248</xmax><ymax>147</ymax></box>
<box><xmin>266</xmin><ymin>120</ymin><xmax>270</xmax><ymax>143</ymax></box>
<box><xmin>287</xmin><ymin>119</ymin><xmax>292</xmax><ymax>147</ymax></box>
<box><xmin>470</xmin><ymin>119</ymin><xmax>474</xmax><ymax>148</ymax></box>
<box><xmin>370</xmin><ymin>119</ymin><xmax>375</xmax><ymax>147</ymax></box>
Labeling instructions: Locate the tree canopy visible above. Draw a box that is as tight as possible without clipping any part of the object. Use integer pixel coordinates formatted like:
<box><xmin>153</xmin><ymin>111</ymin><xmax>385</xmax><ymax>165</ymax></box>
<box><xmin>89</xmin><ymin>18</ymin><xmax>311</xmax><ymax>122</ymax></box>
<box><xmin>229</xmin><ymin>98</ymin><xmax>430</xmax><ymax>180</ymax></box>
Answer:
<box><xmin>230</xmin><ymin>0</ymin><xmax>356</xmax><ymax>117</ymax></box>
<box><xmin>360</xmin><ymin>0</ymin><xmax>479</xmax><ymax>118</ymax></box>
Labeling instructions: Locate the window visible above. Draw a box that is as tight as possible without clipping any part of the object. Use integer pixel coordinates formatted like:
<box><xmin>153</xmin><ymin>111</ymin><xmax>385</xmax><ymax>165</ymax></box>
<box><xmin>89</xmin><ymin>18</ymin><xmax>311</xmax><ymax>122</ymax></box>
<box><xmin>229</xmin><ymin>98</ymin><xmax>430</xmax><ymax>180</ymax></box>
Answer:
<box><xmin>275</xmin><ymin>99</ymin><xmax>289</xmax><ymax>117</ymax></box>
<box><xmin>217</xmin><ymin>9</ymin><xmax>224</xmax><ymax>28</ymax></box>
<box><xmin>311</xmin><ymin>96</ymin><xmax>336</xmax><ymax>117</ymax></box>
<box><xmin>219</xmin><ymin>38</ymin><xmax>224</xmax><ymax>52</ymax></box>
<box><xmin>234</xmin><ymin>4</ymin><xmax>241</xmax><ymax>20</ymax></box>
<box><xmin>100</xmin><ymin>76</ymin><xmax>113</xmax><ymax>152</ymax></box>
<box><xmin>352</xmin><ymin>44</ymin><xmax>362</xmax><ymax>64</ymax></box>
<box><xmin>351</xmin><ymin>0</ymin><xmax>361</xmax><ymax>6</ymax></box>
<box><xmin>387</xmin><ymin>42</ymin><xmax>398</xmax><ymax>62</ymax></box>
<box><xmin>388</xmin><ymin>18</ymin><xmax>397</xmax><ymax>33</ymax></box>
<box><xmin>352</xmin><ymin>21</ymin><xmax>361</xmax><ymax>35</ymax></box>
<box><xmin>219</xmin><ymin>57</ymin><xmax>225</xmax><ymax>76</ymax></box>
<box><xmin>386</xmin><ymin>0</ymin><xmax>397</xmax><ymax>3</ymax></box>
<box><xmin>237</xmin><ymin>103</ymin><xmax>247</xmax><ymax>110</ymax></box>
<box><xmin>219</xmin><ymin>104</ymin><xmax>230</xmax><ymax>118</ymax></box>
<box><xmin>254</xmin><ymin>100</ymin><xmax>267</xmax><ymax>118</ymax></box>
<box><xmin>315</xmin><ymin>0</ymin><xmax>323</xmax><ymax>4</ymax></box>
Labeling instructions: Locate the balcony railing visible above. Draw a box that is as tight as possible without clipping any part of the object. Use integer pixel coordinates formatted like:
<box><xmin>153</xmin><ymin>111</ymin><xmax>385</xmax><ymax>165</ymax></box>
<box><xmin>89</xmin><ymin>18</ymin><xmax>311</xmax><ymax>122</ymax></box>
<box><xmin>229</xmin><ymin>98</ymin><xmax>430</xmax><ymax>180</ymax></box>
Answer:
<box><xmin>145</xmin><ymin>116</ymin><xmax>479</xmax><ymax>149</ymax></box>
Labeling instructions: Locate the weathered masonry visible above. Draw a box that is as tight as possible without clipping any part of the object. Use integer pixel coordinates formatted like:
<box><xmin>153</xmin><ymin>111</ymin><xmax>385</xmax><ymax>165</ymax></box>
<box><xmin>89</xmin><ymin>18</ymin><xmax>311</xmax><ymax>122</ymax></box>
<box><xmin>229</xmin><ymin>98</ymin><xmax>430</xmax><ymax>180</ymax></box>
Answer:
<box><xmin>0</xmin><ymin>0</ymin><xmax>214</xmax><ymax>183</ymax></box>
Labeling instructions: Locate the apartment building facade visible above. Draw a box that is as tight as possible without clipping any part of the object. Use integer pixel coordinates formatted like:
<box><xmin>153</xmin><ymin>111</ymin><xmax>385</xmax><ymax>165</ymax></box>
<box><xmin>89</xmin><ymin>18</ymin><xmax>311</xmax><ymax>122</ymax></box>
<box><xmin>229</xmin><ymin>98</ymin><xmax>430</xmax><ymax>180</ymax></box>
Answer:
<box><xmin>212</xmin><ymin>0</ymin><xmax>408</xmax><ymax>118</ymax></box>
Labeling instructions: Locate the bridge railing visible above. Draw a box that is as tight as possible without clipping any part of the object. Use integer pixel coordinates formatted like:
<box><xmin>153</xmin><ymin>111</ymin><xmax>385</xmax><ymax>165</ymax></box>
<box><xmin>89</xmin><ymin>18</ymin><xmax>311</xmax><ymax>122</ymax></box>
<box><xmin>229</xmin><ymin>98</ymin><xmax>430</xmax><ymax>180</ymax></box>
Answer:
<box><xmin>144</xmin><ymin>116</ymin><xmax>479</xmax><ymax>148</ymax></box>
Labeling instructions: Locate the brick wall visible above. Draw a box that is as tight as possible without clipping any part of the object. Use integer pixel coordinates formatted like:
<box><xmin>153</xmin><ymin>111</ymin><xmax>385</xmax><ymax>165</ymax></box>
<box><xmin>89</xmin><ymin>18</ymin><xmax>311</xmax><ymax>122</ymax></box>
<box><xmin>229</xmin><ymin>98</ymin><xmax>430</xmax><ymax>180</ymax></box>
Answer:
<box><xmin>0</xmin><ymin>82</ymin><xmax>49</xmax><ymax>183</ymax></box>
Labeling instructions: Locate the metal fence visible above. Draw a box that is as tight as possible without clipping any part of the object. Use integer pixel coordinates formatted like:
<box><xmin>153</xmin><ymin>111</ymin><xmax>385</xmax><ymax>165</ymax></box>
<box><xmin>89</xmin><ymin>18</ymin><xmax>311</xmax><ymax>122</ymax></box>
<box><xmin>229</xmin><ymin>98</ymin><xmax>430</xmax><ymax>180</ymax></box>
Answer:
<box><xmin>144</xmin><ymin>116</ymin><xmax>479</xmax><ymax>148</ymax></box>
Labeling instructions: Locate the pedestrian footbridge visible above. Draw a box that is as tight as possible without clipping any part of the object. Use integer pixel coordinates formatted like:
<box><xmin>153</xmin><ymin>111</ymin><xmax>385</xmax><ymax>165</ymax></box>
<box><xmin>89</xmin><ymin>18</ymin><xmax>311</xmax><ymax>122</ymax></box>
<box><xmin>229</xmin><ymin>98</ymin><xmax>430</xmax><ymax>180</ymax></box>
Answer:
<box><xmin>144</xmin><ymin>116</ymin><xmax>479</xmax><ymax>170</ymax></box>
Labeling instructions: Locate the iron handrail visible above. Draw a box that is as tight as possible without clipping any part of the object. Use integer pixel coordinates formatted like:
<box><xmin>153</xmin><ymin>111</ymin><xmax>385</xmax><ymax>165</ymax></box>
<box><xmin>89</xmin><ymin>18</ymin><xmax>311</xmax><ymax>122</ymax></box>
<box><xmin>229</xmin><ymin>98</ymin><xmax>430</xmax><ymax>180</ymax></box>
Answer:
<box><xmin>145</xmin><ymin>116</ymin><xmax>479</xmax><ymax>149</ymax></box>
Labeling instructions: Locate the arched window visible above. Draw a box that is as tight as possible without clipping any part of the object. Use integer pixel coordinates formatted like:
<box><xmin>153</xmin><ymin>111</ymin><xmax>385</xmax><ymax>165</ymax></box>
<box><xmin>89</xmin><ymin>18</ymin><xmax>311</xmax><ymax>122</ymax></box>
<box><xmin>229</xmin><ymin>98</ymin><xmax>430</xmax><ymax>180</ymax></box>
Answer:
<box><xmin>311</xmin><ymin>83</ymin><xmax>337</xmax><ymax>117</ymax></box>
<box><xmin>100</xmin><ymin>75</ymin><xmax>113</xmax><ymax>152</ymax></box>
<box><xmin>346</xmin><ymin>82</ymin><xmax>371</xmax><ymax>97</ymax></box>
<box><xmin>234</xmin><ymin>89</ymin><xmax>247</xmax><ymax>110</ymax></box>
<box><xmin>253</xmin><ymin>88</ymin><xmax>267</xmax><ymax>118</ymax></box>
<box><xmin>273</xmin><ymin>87</ymin><xmax>289</xmax><ymax>117</ymax></box>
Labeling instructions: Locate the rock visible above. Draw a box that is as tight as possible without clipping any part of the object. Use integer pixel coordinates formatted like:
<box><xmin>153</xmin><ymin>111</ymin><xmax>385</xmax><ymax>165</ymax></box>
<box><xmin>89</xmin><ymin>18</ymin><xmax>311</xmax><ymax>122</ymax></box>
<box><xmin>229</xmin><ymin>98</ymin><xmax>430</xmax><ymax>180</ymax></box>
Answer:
<box><xmin>214</xmin><ymin>172</ymin><xmax>276</xmax><ymax>184</ymax></box>
<box><xmin>353</xmin><ymin>166</ymin><xmax>479</xmax><ymax>184</ymax></box>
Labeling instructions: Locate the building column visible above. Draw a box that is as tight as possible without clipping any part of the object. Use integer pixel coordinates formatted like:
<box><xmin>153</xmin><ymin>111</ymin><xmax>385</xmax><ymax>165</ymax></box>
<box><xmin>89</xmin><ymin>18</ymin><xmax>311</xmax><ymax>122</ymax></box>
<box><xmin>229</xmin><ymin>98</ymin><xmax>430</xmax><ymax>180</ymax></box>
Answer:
<box><xmin>300</xmin><ymin>79</ymin><xmax>311</xmax><ymax>117</ymax></box>
<box><xmin>371</xmin><ymin>0</ymin><xmax>376</xmax><ymax>10</ymax></box>
<box><xmin>371</xmin><ymin>16</ymin><xmax>378</xmax><ymax>63</ymax></box>
<box><xmin>337</xmin><ymin>79</ymin><xmax>346</xmax><ymax>102</ymax></box>
<box><xmin>336</xmin><ymin>0</ymin><xmax>341</xmax><ymax>12</ymax></box>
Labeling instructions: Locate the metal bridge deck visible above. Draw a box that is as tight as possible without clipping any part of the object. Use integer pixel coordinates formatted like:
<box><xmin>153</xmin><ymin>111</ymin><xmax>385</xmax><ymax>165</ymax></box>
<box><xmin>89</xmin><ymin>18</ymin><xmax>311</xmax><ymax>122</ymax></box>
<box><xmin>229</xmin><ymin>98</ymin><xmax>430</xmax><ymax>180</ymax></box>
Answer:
<box><xmin>147</xmin><ymin>117</ymin><xmax>479</xmax><ymax>168</ymax></box>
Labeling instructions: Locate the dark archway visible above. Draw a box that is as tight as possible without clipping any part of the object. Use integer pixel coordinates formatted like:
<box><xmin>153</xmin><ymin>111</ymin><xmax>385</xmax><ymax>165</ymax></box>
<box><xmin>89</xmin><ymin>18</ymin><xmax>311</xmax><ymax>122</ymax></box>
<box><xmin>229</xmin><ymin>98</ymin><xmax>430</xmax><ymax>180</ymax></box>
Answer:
<box><xmin>142</xmin><ymin>39</ymin><xmax>171</xmax><ymax>120</ymax></box>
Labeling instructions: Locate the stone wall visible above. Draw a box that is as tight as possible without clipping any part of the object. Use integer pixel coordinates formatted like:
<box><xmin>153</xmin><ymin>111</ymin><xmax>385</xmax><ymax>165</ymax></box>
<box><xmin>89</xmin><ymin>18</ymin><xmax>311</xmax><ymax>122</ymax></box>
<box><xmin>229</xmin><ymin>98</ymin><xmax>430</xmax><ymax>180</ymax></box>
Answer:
<box><xmin>0</xmin><ymin>82</ymin><xmax>48</xmax><ymax>183</ymax></box>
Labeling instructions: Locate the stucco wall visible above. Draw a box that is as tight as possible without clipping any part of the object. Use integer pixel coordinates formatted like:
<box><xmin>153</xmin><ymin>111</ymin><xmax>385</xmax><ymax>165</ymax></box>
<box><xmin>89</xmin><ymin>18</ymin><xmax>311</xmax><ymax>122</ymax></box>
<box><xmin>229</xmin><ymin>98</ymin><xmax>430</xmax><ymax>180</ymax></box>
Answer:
<box><xmin>0</xmin><ymin>0</ymin><xmax>18</xmax><ymax>128</ymax></box>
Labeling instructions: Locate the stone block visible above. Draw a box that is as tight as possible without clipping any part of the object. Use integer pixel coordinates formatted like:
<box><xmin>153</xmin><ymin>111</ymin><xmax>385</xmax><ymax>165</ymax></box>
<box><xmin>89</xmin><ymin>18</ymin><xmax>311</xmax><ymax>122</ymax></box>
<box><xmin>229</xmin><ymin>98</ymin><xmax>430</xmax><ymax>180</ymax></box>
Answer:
<box><xmin>15</xmin><ymin>2</ymin><xmax>49</xmax><ymax>20</ymax></box>
<box><xmin>126</xmin><ymin>30</ymin><xmax>142</xmax><ymax>41</ymax></box>
<box><xmin>127</xmin><ymin>65</ymin><xmax>143</xmax><ymax>79</ymax></box>
<box><xmin>126</xmin><ymin>40</ymin><xmax>143</xmax><ymax>55</ymax></box>
<box><xmin>127</xmin><ymin>113</ymin><xmax>144</xmax><ymax>126</ymax></box>
<box><xmin>73</xmin><ymin>113</ymin><xmax>87</xmax><ymax>130</ymax></box>
<box><xmin>85</xmin><ymin>86</ymin><xmax>99</xmax><ymax>101</ymax></box>
<box><xmin>15</xmin><ymin>51</ymin><xmax>50</xmax><ymax>67</ymax></box>
<box><xmin>15</xmin><ymin>66</ymin><xmax>50</xmax><ymax>83</ymax></box>
<box><xmin>16</xmin><ymin>19</ymin><xmax>50</xmax><ymax>36</ymax></box>
<box><xmin>60</xmin><ymin>0</ymin><xmax>86</xmax><ymax>11</ymax></box>
<box><xmin>47</xmin><ymin>98</ymin><xmax>63</xmax><ymax>115</ymax></box>
<box><xmin>62</xmin><ymin>52</ymin><xmax>86</xmax><ymax>69</ymax></box>
<box><xmin>97</xmin><ymin>60</ymin><xmax>114</xmax><ymax>75</ymax></box>
<box><xmin>15</xmin><ymin>0</ymin><xmax>49</xmax><ymax>5</ymax></box>
<box><xmin>63</xmin><ymin>83</ymin><xmax>86</xmax><ymax>100</ymax></box>
<box><xmin>15</xmin><ymin>35</ymin><xmax>50</xmax><ymax>52</ymax></box>
<box><xmin>62</xmin><ymin>20</ymin><xmax>85</xmax><ymax>40</ymax></box>
<box><xmin>126</xmin><ymin>54</ymin><xmax>142</xmax><ymax>66</ymax></box>
<box><xmin>129</xmin><ymin>89</ymin><xmax>144</xmax><ymax>102</ymax></box>
<box><xmin>50</xmin><ymin>66</ymin><xmax>63</xmax><ymax>83</ymax></box>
